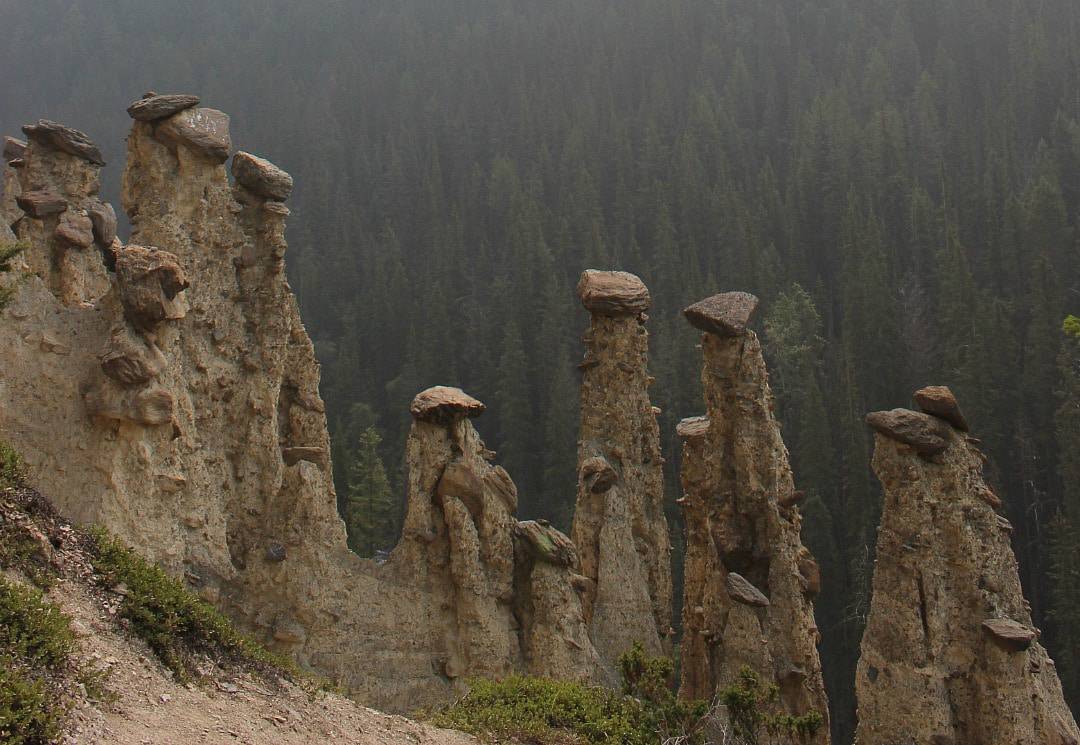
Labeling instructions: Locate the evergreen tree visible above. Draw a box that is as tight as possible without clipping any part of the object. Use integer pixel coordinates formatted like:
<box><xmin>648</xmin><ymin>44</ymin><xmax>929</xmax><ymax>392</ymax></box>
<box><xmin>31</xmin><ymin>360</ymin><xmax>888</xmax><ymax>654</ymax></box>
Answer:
<box><xmin>343</xmin><ymin>426</ymin><xmax>397</xmax><ymax>558</ymax></box>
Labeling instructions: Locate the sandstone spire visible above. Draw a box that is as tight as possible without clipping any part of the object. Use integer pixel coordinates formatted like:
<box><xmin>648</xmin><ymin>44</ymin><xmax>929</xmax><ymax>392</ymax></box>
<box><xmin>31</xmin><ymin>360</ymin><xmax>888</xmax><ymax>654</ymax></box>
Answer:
<box><xmin>570</xmin><ymin>269</ymin><xmax>673</xmax><ymax>673</ymax></box>
<box><xmin>856</xmin><ymin>387</ymin><xmax>1080</xmax><ymax>745</ymax></box>
<box><xmin>677</xmin><ymin>292</ymin><xmax>829</xmax><ymax>739</ymax></box>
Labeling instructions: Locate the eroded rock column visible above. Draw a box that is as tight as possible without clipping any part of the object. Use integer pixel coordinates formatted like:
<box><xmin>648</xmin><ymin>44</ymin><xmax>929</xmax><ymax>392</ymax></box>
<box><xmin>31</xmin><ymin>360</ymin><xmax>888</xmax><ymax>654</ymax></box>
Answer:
<box><xmin>570</xmin><ymin>270</ymin><xmax>672</xmax><ymax>673</ymax></box>
<box><xmin>856</xmin><ymin>387</ymin><xmax>1080</xmax><ymax>745</ymax></box>
<box><xmin>678</xmin><ymin>292</ymin><xmax>829</xmax><ymax>739</ymax></box>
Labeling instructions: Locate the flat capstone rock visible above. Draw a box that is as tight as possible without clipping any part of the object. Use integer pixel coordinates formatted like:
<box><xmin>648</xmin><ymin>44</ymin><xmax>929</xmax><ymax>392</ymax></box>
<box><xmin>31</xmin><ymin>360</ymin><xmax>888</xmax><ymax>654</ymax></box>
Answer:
<box><xmin>155</xmin><ymin>107</ymin><xmax>232</xmax><ymax>163</ymax></box>
<box><xmin>127</xmin><ymin>93</ymin><xmax>201</xmax><ymax>122</ymax></box>
<box><xmin>514</xmin><ymin>520</ymin><xmax>579</xmax><ymax>568</ymax></box>
<box><xmin>22</xmin><ymin>120</ymin><xmax>105</xmax><ymax>166</ymax></box>
<box><xmin>231</xmin><ymin>151</ymin><xmax>294</xmax><ymax>201</ymax></box>
<box><xmin>913</xmin><ymin>385</ymin><xmax>969</xmax><ymax>431</ymax></box>
<box><xmin>3</xmin><ymin>136</ymin><xmax>26</xmax><ymax>162</ymax></box>
<box><xmin>410</xmin><ymin>386</ymin><xmax>486</xmax><ymax>422</ymax></box>
<box><xmin>16</xmin><ymin>190</ymin><xmax>68</xmax><ymax>218</ymax></box>
<box><xmin>866</xmin><ymin>408</ymin><xmax>952</xmax><ymax>455</ymax></box>
<box><xmin>981</xmin><ymin>618</ymin><xmax>1036</xmax><ymax>651</ymax></box>
<box><xmin>725</xmin><ymin>572</ymin><xmax>770</xmax><ymax>607</ymax></box>
<box><xmin>576</xmin><ymin>270</ymin><xmax>651</xmax><ymax>315</ymax></box>
<box><xmin>676</xmin><ymin>415</ymin><xmax>710</xmax><ymax>440</ymax></box>
<box><xmin>683</xmin><ymin>291</ymin><xmax>759</xmax><ymax>336</ymax></box>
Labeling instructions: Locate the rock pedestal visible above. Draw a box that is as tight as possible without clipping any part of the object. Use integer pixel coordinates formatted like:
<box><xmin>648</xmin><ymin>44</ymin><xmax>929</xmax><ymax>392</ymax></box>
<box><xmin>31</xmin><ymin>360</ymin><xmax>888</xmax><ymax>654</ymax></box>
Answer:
<box><xmin>570</xmin><ymin>269</ymin><xmax>673</xmax><ymax>677</ymax></box>
<box><xmin>677</xmin><ymin>292</ymin><xmax>829</xmax><ymax>741</ymax></box>
<box><xmin>855</xmin><ymin>395</ymin><xmax>1080</xmax><ymax>745</ymax></box>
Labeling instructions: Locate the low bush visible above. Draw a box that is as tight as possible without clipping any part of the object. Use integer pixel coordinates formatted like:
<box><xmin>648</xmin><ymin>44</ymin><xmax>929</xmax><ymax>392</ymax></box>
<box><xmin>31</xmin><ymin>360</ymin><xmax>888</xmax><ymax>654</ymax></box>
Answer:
<box><xmin>85</xmin><ymin>529</ymin><xmax>293</xmax><ymax>682</ymax></box>
<box><xmin>0</xmin><ymin>578</ymin><xmax>77</xmax><ymax>745</ymax></box>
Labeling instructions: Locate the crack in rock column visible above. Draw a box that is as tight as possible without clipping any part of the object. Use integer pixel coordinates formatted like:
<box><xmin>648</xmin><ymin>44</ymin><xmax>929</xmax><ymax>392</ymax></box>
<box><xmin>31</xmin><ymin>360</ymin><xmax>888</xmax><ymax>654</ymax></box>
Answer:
<box><xmin>679</xmin><ymin>291</ymin><xmax>830</xmax><ymax>741</ymax></box>
<box><xmin>856</xmin><ymin>387</ymin><xmax>1080</xmax><ymax>745</ymax></box>
<box><xmin>570</xmin><ymin>270</ymin><xmax>673</xmax><ymax>675</ymax></box>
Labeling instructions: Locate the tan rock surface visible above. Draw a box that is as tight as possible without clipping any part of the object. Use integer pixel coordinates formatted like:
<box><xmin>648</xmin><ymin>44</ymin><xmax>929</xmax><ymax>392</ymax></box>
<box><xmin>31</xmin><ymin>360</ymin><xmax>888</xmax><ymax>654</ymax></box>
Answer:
<box><xmin>855</xmin><ymin>403</ymin><xmax>1080</xmax><ymax>745</ymax></box>
<box><xmin>571</xmin><ymin>270</ymin><xmax>672</xmax><ymax>678</ymax></box>
<box><xmin>0</xmin><ymin>106</ymin><xmax>607</xmax><ymax>714</ymax></box>
<box><xmin>677</xmin><ymin>307</ymin><xmax>829</xmax><ymax>741</ymax></box>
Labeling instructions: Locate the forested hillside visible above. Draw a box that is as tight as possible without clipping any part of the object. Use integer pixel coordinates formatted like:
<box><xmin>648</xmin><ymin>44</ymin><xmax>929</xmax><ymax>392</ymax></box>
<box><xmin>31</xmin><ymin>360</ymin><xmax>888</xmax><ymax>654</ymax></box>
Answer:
<box><xmin>3</xmin><ymin>0</ymin><xmax>1080</xmax><ymax>740</ymax></box>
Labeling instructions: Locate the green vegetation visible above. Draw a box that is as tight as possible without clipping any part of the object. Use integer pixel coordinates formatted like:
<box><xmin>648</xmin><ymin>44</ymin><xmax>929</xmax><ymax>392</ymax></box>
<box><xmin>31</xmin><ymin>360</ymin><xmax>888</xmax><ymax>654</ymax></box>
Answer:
<box><xmin>85</xmin><ymin>528</ymin><xmax>293</xmax><ymax>682</ymax></box>
<box><xmin>0</xmin><ymin>240</ymin><xmax>26</xmax><ymax>311</ymax></box>
<box><xmin>342</xmin><ymin>423</ymin><xmax>397</xmax><ymax>557</ymax></box>
<box><xmin>0</xmin><ymin>440</ymin><xmax>24</xmax><ymax>490</ymax></box>
<box><xmin>435</xmin><ymin>644</ymin><xmax>705</xmax><ymax>744</ymax></box>
<box><xmin>431</xmin><ymin>648</ymin><xmax>824</xmax><ymax>744</ymax></box>
<box><xmin>719</xmin><ymin>667</ymin><xmax>824</xmax><ymax>745</ymax></box>
<box><xmin>0</xmin><ymin>578</ymin><xmax>76</xmax><ymax>745</ymax></box>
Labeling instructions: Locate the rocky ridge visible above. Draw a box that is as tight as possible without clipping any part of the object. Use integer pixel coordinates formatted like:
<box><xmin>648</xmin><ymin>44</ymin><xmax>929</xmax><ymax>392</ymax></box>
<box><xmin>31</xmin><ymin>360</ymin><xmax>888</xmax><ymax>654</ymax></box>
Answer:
<box><xmin>855</xmin><ymin>387</ymin><xmax>1080</xmax><ymax>745</ymax></box>
<box><xmin>677</xmin><ymin>292</ymin><xmax>830</xmax><ymax>741</ymax></box>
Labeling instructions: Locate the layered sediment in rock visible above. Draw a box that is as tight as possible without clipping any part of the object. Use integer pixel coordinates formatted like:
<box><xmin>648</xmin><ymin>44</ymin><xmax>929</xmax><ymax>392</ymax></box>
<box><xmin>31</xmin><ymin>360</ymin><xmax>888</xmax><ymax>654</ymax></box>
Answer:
<box><xmin>855</xmin><ymin>390</ymin><xmax>1080</xmax><ymax>745</ymax></box>
<box><xmin>677</xmin><ymin>293</ymin><xmax>829</xmax><ymax>740</ymax></box>
<box><xmin>570</xmin><ymin>270</ymin><xmax>673</xmax><ymax>675</ymax></box>
<box><xmin>0</xmin><ymin>100</ymin><xmax>601</xmax><ymax>711</ymax></box>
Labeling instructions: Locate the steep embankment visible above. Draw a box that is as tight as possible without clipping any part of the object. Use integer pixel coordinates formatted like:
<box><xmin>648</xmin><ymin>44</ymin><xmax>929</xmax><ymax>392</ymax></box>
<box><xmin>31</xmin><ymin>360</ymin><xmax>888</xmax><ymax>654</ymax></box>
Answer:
<box><xmin>0</xmin><ymin>473</ymin><xmax>474</xmax><ymax>745</ymax></box>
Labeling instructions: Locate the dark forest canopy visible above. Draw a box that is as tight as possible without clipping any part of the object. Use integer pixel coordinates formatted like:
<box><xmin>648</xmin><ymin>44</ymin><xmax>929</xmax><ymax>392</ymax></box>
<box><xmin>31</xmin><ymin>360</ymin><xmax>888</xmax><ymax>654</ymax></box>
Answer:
<box><xmin>3</xmin><ymin>0</ymin><xmax>1080</xmax><ymax>740</ymax></box>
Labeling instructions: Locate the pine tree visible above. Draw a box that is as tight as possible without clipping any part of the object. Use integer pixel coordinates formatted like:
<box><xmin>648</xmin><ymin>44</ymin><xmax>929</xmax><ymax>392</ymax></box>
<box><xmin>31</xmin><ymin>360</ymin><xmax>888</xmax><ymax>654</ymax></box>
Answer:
<box><xmin>343</xmin><ymin>427</ymin><xmax>397</xmax><ymax>558</ymax></box>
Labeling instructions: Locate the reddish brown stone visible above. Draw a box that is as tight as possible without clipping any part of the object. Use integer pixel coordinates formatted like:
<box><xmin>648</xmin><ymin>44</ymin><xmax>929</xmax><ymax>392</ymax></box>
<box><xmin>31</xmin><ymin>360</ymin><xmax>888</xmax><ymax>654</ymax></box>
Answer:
<box><xmin>580</xmin><ymin>456</ymin><xmax>617</xmax><ymax>493</ymax></box>
<box><xmin>683</xmin><ymin>291</ymin><xmax>759</xmax><ymax>337</ymax></box>
<box><xmin>155</xmin><ymin>107</ymin><xmax>232</xmax><ymax>163</ymax></box>
<box><xmin>232</xmin><ymin>151</ymin><xmax>293</xmax><ymax>201</ymax></box>
<box><xmin>676</xmin><ymin>415</ymin><xmax>710</xmax><ymax>440</ymax></box>
<box><xmin>576</xmin><ymin>270</ymin><xmax>650</xmax><ymax>315</ymax></box>
<box><xmin>22</xmin><ymin>120</ymin><xmax>104</xmax><ymax>166</ymax></box>
<box><xmin>866</xmin><ymin>408</ymin><xmax>952</xmax><ymax>455</ymax></box>
<box><xmin>410</xmin><ymin>386</ymin><xmax>485</xmax><ymax>422</ymax></box>
<box><xmin>725</xmin><ymin>572</ymin><xmax>770</xmax><ymax>607</ymax></box>
<box><xmin>16</xmin><ymin>190</ymin><xmax>67</xmax><ymax>218</ymax></box>
<box><xmin>982</xmin><ymin>618</ymin><xmax>1037</xmax><ymax>651</ymax></box>
<box><xmin>115</xmin><ymin>245</ymin><xmax>190</xmax><ymax>328</ymax></box>
<box><xmin>54</xmin><ymin>211</ymin><xmax>94</xmax><ymax>248</ymax></box>
<box><xmin>127</xmin><ymin>93</ymin><xmax>200</xmax><ymax>122</ymax></box>
<box><xmin>914</xmin><ymin>385</ymin><xmax>969</xmax><ymax>431</ymax></box>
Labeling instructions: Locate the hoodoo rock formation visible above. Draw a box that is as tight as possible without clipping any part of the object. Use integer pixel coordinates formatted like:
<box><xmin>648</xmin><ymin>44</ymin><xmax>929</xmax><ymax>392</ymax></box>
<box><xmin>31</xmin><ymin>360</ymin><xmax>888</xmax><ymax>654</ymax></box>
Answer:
<box><xmin>0</xmin><ymin>97</ymin><xmax>607</xmax><ymax>712</ymax></box>
<box><xmin>571</xmin><ymin>270</ymin><xmax>673</xmax><ymax>674</ymax></box>
<box><xmin>677</xmin><ymin>292</ymin><xmax>830</xmax><ymax>740</ymax></box>
<box><xmin>855</xmin><ymin>387</ymin><xmax>1080</xmax><ymax>745</ymax></box>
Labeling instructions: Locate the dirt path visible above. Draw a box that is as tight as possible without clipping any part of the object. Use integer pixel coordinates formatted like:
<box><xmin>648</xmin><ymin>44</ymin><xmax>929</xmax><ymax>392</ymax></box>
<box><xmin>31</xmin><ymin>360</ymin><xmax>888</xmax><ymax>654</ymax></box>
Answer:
<box><xmin>45</xmin><ymin>579</ymin><xmax>473</xmax><ymax>745</ymax></box>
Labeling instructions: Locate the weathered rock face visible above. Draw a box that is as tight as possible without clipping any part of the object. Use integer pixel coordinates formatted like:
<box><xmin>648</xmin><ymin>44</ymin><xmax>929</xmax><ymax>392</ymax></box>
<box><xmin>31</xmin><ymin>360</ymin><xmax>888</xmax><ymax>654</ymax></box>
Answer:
<box><xmin>571</xmin><ymin>270</ymin><xmax>672</xmax><ymax>677</ymax></box>
<box><xmin>0</xmin><ymin>102</ymin><xmax>604</xmax><ymax>713</ymax></box>
<box><xmin>6</xmin><ymin>123</ymin><xmax>113</xmax><ymax>305</ymax></box>
<box><xmin>855</xmin><ymin>398</ymin><xmax>1080</xmax><ymax>745</ymax></box>
<box><xmin>677</xmin><ymin>293</ymin><xmax>829</xmax><ymax>740</ymax></box>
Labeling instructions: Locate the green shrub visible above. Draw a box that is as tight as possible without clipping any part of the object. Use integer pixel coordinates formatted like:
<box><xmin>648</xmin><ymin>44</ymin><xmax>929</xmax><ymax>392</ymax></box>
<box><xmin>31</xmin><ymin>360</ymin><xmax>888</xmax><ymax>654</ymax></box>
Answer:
<box><xmin>717</xmin><ymin>666</ymin><xmax>824</xmax><ymax>745</ymax></box>
<box><xmin>0</xmin><ymin>440</ymin><xmax>25</xmax><ymax>490</ymax></box>
<box><xmin>0</xmin><ymin>578</ymin><xmax>76</xmax><ymax>745</ymax></box>
<box><xmin>431</xmin><ymin>643</ymin><xmax>708</xmax><ymax>744</ymax></box>
<box><xmin>85</xmin><ymin>528</ymin><xmax>293</xmax><ymax>681</ymax></box>
<box><xmin>1065</xmin><ymin>315</ymin><xmax>1080</xmax><ymax>339</ymax></box>
<box><xmin>0</xmin><ymin>240</ymin><xmax>26</xmax><ymax>311</ymax></box>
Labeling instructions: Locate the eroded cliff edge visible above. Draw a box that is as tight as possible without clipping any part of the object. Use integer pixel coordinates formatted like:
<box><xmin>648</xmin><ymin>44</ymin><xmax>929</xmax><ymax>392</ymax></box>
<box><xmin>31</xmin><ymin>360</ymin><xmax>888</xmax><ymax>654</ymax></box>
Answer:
<box><xmin>0</xmin><ymin>99</ymin><xmax>601</xmax><ymax>711</ymax></box>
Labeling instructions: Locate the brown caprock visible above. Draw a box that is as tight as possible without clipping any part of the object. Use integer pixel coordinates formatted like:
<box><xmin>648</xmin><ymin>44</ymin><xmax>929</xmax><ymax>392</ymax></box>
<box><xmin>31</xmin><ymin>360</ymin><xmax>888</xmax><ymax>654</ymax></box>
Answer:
<box><xmin>677</xmin><ymin>291</ymin><xmax>830</xmax><ymax>742</ymax></box>
<box><xmin>856</xmin><ymin>390</ymin><xmax>1080</xmax><ymax>745</ymax></box>
<box><xmin>570</xmin><ymin>270</ymin><xmax>673</xmax><ymax>678</ymax></box>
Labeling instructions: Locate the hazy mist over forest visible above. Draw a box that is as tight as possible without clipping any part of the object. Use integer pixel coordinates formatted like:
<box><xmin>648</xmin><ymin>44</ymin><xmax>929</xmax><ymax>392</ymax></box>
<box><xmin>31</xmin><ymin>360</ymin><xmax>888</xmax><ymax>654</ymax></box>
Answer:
<box><xmin>4</xmin><ymin>0</ymin><xmax>1080</xmax><ymax>741</ymax></box>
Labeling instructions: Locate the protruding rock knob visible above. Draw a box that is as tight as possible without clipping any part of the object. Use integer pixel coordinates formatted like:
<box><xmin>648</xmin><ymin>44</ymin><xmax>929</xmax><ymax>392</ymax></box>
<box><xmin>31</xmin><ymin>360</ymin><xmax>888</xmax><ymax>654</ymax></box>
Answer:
<box><xmin>232</xmin><ymin>151</ymin><xmax>294</xmax><ymax>201</ymax></box>
<box><xmin>676</xmin><ymin>415</ymin><xmax>710</xmax><ymax>440</ymax></box>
